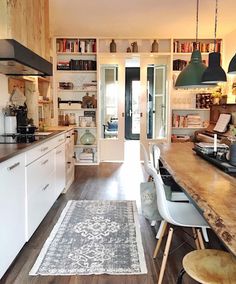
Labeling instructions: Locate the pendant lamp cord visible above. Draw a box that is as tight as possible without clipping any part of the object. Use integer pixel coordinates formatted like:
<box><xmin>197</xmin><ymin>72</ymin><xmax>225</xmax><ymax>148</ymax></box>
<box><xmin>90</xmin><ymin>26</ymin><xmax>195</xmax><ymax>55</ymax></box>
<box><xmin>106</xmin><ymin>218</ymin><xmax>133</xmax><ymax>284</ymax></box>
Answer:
<box><xmin>196</xmin><ymin>0</ymin><xmax>199</xmax><ymax>45</ymax></box>
<box><xmin>214</xmin><ymin>0</ymin><xmax>218</xmax><ymax>52</ymax></box>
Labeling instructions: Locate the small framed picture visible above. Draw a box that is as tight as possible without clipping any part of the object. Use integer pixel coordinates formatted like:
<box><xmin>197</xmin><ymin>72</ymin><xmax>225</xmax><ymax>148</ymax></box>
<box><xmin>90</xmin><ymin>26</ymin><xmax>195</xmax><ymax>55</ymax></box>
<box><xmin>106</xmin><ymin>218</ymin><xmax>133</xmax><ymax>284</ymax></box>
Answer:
<box><xmin>79</xmin><ymin>116</ymin><xmax>95</xmax><ymax>127</ymax></box>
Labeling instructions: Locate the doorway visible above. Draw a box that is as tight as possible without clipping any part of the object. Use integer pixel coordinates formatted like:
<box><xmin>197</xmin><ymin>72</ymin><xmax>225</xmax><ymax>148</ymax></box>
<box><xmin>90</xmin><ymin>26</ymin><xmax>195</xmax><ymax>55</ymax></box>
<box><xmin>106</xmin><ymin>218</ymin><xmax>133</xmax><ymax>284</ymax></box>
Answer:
<box><xmin>125</xmin><ymin>67</ymin><xmax>141</xmax><ymax>140</ymax></box>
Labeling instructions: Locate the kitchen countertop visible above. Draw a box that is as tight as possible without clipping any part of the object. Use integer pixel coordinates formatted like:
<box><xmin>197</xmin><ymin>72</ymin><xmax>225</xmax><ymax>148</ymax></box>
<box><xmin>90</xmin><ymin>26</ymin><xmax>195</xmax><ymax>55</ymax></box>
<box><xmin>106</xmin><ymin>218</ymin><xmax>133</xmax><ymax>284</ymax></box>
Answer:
<box><xmin>158</xmin><ymin>142</ymin><xmax>236</xmax><ymax>256</ymax></box>
<box><xmin>0</xmin><ymin>130</ymin><xmax>65</xmax><ymax>164</ymax></box>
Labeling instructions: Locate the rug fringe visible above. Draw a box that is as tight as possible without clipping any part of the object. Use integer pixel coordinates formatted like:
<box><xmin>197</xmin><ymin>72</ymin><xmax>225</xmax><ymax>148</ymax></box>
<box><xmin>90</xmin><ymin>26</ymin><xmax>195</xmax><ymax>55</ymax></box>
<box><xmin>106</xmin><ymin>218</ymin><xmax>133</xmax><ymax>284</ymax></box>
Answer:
<box><xmin>29</xmin><ymin>201</ymin><xmax>73</xmax><ymax>275</ymax></box>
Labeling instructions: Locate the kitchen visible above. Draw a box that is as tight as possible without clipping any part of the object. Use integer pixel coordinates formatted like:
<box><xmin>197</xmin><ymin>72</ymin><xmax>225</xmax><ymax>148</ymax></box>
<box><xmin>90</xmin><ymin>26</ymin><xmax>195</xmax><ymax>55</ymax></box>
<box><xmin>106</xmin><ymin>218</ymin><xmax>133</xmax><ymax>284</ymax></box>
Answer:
<box><xmin>0</xmin><ymin>0</ymin><xmax>236</xmax><ymax>283</ymax></box>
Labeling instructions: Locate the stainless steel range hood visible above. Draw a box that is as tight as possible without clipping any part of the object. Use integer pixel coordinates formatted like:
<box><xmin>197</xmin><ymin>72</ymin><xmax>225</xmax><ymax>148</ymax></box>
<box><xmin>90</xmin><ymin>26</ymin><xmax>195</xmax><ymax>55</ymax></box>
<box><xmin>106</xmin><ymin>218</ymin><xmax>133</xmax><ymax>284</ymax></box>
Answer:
<box><xmin>0</xmin><ymin>39</ymin><xmax>52</xmax><ymax>76</ymax></box>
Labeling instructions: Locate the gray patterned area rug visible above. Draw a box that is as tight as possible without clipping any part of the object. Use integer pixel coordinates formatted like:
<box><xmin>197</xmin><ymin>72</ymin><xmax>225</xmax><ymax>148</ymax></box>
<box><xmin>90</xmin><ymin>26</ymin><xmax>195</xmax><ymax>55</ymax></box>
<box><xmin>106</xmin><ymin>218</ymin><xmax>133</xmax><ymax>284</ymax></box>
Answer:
<box><xmin>30</xmin><ymin>200</ymin><xmax>147</xmax><ymax>275</ymax></box>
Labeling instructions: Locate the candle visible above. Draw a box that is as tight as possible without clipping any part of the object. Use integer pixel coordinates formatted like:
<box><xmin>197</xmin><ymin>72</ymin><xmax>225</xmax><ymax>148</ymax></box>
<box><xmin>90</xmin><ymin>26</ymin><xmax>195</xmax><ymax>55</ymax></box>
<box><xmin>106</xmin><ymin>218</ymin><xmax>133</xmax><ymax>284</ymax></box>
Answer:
<box><xmin>214</xmin><ymin>134</ymin><xmax>217</xmax><ymax>153</ymax></box>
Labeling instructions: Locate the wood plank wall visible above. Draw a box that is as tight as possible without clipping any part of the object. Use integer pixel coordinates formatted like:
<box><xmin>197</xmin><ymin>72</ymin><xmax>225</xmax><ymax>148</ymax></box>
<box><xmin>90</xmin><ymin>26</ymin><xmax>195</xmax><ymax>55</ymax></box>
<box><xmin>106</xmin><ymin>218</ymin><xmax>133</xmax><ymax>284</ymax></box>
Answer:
<box><xmin>0</xmin><ymin>0</ymin><xmax>50</xmax><ymax>60</ymax></box>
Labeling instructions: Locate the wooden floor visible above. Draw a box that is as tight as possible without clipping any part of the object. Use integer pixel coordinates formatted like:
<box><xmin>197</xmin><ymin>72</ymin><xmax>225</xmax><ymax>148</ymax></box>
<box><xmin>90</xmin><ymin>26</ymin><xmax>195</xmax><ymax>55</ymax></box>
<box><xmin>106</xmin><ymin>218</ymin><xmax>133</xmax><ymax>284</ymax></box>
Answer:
<box><xmin>2</xmin><ymin>147</ymin><xmax>225</xmax><ymax>284</ymax></box>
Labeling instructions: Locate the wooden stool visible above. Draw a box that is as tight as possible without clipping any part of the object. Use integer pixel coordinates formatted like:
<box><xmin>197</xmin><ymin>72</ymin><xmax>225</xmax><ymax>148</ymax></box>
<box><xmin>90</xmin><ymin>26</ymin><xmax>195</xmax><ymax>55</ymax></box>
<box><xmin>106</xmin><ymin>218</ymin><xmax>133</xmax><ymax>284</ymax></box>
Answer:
<box><xmin>177</xmin><ymin>249</ymin><xmax>236</xmax><ymax>284</ymax></box>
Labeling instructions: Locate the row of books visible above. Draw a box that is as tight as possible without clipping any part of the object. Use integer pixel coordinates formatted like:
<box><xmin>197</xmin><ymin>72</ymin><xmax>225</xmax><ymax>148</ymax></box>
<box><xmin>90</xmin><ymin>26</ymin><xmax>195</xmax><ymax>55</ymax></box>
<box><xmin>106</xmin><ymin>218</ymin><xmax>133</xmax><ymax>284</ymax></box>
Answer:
<box><xmin>172</xmin><ymin>114</ymin><xmax>202</xmax><ymax>128</ymax></box>
<box><xmin>173</xmin><ymin>41</ymin><xmax>221</xmax><ymax>53</ymax></box>
<box><xmin>57</xmin><ymin>60</ymin><xmax>96</xmax><ymax>71</ymax></box>
<box><xmin>56</xmin><ymin>38</ymin><xmax>96</xmax><ymax>53</ymax></box>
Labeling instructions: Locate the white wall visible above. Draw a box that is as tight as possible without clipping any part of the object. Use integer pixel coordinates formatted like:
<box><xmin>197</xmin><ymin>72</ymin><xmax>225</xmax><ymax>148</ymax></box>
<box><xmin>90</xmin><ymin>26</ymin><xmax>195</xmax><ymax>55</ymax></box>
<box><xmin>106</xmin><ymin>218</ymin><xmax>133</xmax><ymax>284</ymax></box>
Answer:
<box><xmin>0</xmin><ymin>74</ymin><xmax>10</xmax><ymax>133</ymax></box>
<box><xmin>223</xmin><ymin>29</ymin><xmax>236</xmax><ymax>103</ymax></box>
<box><xmin>223</xmin><ymin>28</ymin><xmax>236</xmax><ymax>70</ymax></box>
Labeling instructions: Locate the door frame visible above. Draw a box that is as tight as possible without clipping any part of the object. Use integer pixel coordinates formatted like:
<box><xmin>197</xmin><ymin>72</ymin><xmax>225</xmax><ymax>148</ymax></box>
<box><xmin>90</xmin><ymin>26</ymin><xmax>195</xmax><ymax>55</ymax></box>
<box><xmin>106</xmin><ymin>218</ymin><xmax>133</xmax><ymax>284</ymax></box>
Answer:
<box><xmin>98</xmin><ymin>55</ymin><xmax>126</xmax><ymax>162</ymax></box>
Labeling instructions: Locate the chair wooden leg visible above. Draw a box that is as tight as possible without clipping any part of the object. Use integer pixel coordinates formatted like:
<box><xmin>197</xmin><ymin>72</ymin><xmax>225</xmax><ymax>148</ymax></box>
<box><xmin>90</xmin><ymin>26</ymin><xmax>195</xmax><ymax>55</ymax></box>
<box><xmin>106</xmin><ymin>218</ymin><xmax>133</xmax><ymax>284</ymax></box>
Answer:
<box><xmin>192</xmin><ymin>228</ymin><xmax>200</xmax><ymax>250</ymax></box>
<box><xmin>153</xmin><ymin>221</ymin><xmax>167</xmax><ymax>258</ymax></box>
<box><xmin>158</xmin><ymin>227</ymin><xmax>174</xmax><ymax>284</ymax></box>
<box><xmin>196</xmin><ymin>228</ymin><xmax>205</xmax><ymax>249</ymax></box>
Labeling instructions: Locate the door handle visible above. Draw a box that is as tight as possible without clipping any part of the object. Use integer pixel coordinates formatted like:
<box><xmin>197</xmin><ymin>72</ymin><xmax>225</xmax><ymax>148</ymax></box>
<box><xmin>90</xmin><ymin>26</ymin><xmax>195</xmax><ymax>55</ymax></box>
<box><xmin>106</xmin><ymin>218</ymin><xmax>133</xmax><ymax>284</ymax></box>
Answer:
<box><xmin>129</xmin><ymin>109</ymin><xmax>132</xmax><ymax>117</ymax></box>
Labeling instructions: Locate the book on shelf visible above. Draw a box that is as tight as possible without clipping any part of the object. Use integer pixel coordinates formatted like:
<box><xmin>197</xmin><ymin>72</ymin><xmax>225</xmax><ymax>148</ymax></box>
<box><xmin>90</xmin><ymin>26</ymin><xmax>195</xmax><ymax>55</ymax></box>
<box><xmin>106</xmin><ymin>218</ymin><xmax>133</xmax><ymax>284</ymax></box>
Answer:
<box><xmin>173</xmin><ymin>40</ymin><xmax>221</xmax><ymax>53</ymax></box>
<box><xmin>56</xmin><ymin>38</ymin><xmax>96</xmax><ymax>53</ymax></box>
<box><xmin>172</xmin><ymin>113</ymin><xmax>202</xmax><ymax>128</ymax></box>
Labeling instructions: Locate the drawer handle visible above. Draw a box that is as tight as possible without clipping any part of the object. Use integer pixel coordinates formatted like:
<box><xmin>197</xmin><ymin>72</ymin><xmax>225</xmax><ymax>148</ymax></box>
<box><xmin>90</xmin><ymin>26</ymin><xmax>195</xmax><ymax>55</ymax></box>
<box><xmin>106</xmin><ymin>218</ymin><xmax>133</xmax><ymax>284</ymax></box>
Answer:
<box><xmin>7</xmin><ymin>162</ymin><xmax>20</xmax><ymax>171</ymax></box>
<box><xmin>42</xmin><ymin>184</ymin><xmax>49</xmax><ymax>191</ymax></box>
<box><xmin>72</xmin><ymin>132</ymin><xmax>75</xmax><ymax>136</ymax></box>
<box><xmin>66</xmin><ymin>135</ymin><xmax>71</xmax><ymax>138</ymax></box>
<box><xmin>41</xmin><ymin>159</ymin><xmax>49</xmax><ymax>165</ymax></box>
<box><xmin>67</xmin><ymin>161</ymin><xmax>71</xmax><ymax>164</ymax></box>
<box><xmin>41</xmin><ymin>146</ymin><xmax>49</xmax><ymax>152</ymax></box>
<box><xmin>56</xmin><ymin>150</ymin><xmax>62</xmax><ymax>154</ymax></box>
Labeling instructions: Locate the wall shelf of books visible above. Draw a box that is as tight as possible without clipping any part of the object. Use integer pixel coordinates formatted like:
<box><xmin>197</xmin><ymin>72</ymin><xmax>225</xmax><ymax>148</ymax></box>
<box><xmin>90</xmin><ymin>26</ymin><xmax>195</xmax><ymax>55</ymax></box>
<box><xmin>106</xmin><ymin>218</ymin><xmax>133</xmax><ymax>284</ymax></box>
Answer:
<box><xmin>172</xmin><ymin>38</ymin><xmax>222</xmax><ymax>71</ymax></box>
<box><xmin>55</xmin><ymin>37</ymin><xmax>99</xmax><ymax>165</ymax></box>
<box><xmin>171</xmin><ymin>90</ymin><xmax>211</xmax><ymax>142</ymax></box>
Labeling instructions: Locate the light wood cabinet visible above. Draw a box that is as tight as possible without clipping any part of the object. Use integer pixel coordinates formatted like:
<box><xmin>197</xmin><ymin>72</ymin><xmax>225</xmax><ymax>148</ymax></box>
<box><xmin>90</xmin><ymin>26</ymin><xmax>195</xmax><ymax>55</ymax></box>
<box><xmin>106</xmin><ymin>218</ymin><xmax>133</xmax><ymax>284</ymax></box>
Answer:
<box><xmin>0</xmin><ymin>154</ymin><xmax>25</xmax><ymax>279</ymax></box>
<box><xmin>0</xmin><ymin>0</ymin><xmax>50</xmax><ymax>60</ymax></box>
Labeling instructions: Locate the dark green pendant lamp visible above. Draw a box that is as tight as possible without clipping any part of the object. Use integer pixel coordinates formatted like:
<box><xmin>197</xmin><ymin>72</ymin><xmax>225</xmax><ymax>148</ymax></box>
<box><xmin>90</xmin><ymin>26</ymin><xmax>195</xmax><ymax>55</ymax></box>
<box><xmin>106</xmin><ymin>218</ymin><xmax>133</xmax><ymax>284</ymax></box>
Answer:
<box><xmin>175</xmin><ymin>0</ymin><xmax>211</xmax><ymax>89</ymax></box>
<box><xmin>228</xmin><ymin>53</ymin><xmax>236</xmax><ymax>74</ymax></box>
<box><xmin>201</xmin><ymin>0</ymin><xmax>227</xmax><ymax>84</ymax></box>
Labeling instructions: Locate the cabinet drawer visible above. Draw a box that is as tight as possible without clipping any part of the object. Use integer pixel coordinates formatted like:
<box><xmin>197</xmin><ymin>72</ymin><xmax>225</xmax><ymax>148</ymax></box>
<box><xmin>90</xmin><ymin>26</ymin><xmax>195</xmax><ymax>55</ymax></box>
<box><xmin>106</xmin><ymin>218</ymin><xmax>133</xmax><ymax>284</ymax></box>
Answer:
<box><xmin>26</xmin><ymin>172</ymin><xmax>55</xmax><ymax>239</ymax></box>
<box><xmin>26</xmin><ymin>151</ymin><xmax>54</xmax><ymax>194</ymax></box>
<box><xmin>26</xmin><ymin>140</ymin><xmax>55</xmax><ymax>165</ymax></box>
<box><xmin>51</xmin><ymin>133</ymin><xmax>66</xmax><ymax>147</ymax></box>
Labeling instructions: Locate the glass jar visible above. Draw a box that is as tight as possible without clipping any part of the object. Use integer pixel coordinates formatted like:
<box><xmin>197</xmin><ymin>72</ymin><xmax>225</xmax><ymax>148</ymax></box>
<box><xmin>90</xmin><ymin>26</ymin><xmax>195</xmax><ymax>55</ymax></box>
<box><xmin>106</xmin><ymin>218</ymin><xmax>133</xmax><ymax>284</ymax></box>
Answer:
<box><xmin>80</xmin><ymin>130</ymin><xmax>96</xmax><ymax>145</ymax></box>
<box><xmin>69</xmin><ymin>113</ymin><xmax>76</xmax><ymax>125</ymax></box>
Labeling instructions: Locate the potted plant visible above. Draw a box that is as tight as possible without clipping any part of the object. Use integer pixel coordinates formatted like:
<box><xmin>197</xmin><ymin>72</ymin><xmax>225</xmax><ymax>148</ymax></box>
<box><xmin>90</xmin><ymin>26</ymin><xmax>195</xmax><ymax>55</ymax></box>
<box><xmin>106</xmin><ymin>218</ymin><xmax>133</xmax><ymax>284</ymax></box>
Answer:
<box><xmin>211</xmin><ymin>87</ymin><xmax>222</xmax><ymax>105</ymax></box>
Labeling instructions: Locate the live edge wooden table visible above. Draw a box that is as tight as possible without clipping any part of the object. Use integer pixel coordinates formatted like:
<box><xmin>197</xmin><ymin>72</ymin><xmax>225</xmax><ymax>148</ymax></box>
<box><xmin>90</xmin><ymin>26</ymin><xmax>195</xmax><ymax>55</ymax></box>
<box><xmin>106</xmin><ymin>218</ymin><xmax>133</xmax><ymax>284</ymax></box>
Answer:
<box><xmin>158</xmin><ymin>142</ymin><xmax>236</xmax><ymax>256</ymax></box>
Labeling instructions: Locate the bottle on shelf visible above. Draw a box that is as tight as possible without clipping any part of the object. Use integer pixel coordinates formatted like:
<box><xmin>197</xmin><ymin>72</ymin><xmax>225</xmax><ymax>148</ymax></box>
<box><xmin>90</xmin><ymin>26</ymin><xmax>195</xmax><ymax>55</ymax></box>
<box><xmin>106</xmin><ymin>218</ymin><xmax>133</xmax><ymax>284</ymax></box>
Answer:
<box><xmin>110</xmin><ymin>39</ymin><xmax>116</xmax><ymax>53</ymax></box>
<box><xmin>151</xmin><ymin>40</ymin><xmax>158</xmax><ymax>53</ymax></box>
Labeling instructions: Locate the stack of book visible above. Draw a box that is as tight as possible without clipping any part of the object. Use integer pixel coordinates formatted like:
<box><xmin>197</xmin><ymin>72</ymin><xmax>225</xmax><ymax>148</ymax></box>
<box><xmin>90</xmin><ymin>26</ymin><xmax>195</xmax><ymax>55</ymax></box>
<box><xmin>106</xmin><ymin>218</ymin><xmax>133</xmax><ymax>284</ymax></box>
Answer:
<box><xmin>186</xmin><ymin>114</ymin><xmax>202</xmax><ymax>128</ymax></box>
<box><xmin>78</xmin><ymin>150</ymin><xmax>94</xmax><ymax>163</ymax></box>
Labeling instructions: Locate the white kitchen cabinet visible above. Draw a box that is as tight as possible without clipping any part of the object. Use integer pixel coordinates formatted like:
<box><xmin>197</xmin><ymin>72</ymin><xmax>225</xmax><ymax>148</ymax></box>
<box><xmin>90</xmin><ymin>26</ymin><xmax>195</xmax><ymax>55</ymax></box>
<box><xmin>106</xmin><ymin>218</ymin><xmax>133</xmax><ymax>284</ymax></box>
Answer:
<box><xmin>0</xmin><ymin>154</ymin><xmax>25</xmax><ymax>279</ymax></box>
<box><xmin>26</xmin><ymin>150</ymin><xmax>55</xmax><ymax>239</ymax></box>
<box><xmin>55</xmin><ymin>142</ymin><xmax>66</xmax><ymax>198</ymax></box>
<box><xmin>65</xmin><ymin>129</ymin><xmax>75</xmax><ymax>191</ymax></box>
<box><xmin>25</xmin><ymin>133</ymin><xmax>66</xmax><ymax>240</ymax></box>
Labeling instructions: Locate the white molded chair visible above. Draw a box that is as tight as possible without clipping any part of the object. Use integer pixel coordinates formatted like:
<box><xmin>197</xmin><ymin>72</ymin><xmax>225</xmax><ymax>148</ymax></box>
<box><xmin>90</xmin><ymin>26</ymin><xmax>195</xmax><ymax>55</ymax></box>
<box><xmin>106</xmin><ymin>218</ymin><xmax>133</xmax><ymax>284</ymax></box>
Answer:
<box><xmin>149</xmin><ymin>166</ymin><xmax>210</xmax><ymax>284</ymax></box>
<box><xmin>140</xmin><ymin>143</ymin><xmax>189</xmax><ymax>231</ymax></box>
<box><xmin>150</xmin><ymin>143</ymin><xmax>189</xmax><ymax>202</ymax></box>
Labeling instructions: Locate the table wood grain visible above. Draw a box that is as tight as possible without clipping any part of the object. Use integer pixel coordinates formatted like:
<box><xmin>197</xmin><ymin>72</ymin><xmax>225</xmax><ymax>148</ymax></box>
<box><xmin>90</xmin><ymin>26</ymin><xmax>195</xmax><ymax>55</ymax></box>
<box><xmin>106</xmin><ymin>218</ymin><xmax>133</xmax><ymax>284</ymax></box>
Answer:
<box><xmin>158</xmin><ymin>142</ymin><xmax>236</xmax><ymax>256</ymax></box>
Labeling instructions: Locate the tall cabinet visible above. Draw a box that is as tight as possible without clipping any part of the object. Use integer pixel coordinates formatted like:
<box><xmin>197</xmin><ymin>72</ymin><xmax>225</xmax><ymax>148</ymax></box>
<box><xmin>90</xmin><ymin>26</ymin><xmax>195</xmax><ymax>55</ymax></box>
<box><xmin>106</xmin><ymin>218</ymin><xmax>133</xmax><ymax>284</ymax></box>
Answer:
<box><xmin>53</xmin><ymin>38</ymin><xmax>98</xmax><ymax>165</ymax></box>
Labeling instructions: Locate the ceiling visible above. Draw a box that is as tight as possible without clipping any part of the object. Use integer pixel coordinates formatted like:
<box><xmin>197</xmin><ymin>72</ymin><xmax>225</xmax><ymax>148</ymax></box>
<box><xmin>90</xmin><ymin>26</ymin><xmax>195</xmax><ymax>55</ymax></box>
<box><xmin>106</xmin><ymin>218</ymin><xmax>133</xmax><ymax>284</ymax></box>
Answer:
<box><xmin>49</xmin><ymin>0</ymin><xmax>236</xmax><ymax>39</ymax></box>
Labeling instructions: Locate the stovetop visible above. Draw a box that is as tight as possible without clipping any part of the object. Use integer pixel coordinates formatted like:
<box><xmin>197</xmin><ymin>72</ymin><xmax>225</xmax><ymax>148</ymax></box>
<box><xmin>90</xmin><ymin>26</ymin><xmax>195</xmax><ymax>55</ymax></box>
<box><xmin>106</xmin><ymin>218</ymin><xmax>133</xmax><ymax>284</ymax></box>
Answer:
<box><xmin>0</xmin><ymin>133</ymin><xmax>46</xmax><ymax>144</ymax></box>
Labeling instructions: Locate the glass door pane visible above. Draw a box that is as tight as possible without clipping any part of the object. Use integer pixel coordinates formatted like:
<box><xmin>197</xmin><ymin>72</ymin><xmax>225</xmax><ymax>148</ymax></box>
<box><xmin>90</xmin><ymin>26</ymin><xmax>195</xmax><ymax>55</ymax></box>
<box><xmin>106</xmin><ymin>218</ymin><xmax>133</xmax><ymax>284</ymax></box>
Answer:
<box><xmin>147</xmin><ymin>65</ymin><xmax>167</xmax><ymax>139</ymax></box>
<box><xmin>100</xmin><ymin>66</ymin><xmax>118</xmax><ymax>139</ymax></box>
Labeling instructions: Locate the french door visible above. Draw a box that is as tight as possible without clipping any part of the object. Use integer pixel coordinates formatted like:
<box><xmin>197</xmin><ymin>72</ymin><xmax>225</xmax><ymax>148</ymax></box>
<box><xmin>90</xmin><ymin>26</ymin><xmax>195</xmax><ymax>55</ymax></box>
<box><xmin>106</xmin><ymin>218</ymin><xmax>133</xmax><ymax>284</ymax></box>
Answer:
<box><xmin>99</xmin><ymin>56</ymin><xmax>125</xmax><ymax>161</ymax></box>
<box><xmin>140</xmin><ymin>55</ymin><xmax>170</xmax><ymax>153</ymax></box>
<box><xmin>99</xmin><ymin>54</ymin><xmax>170</xmax><ymax>162</ymax></box>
